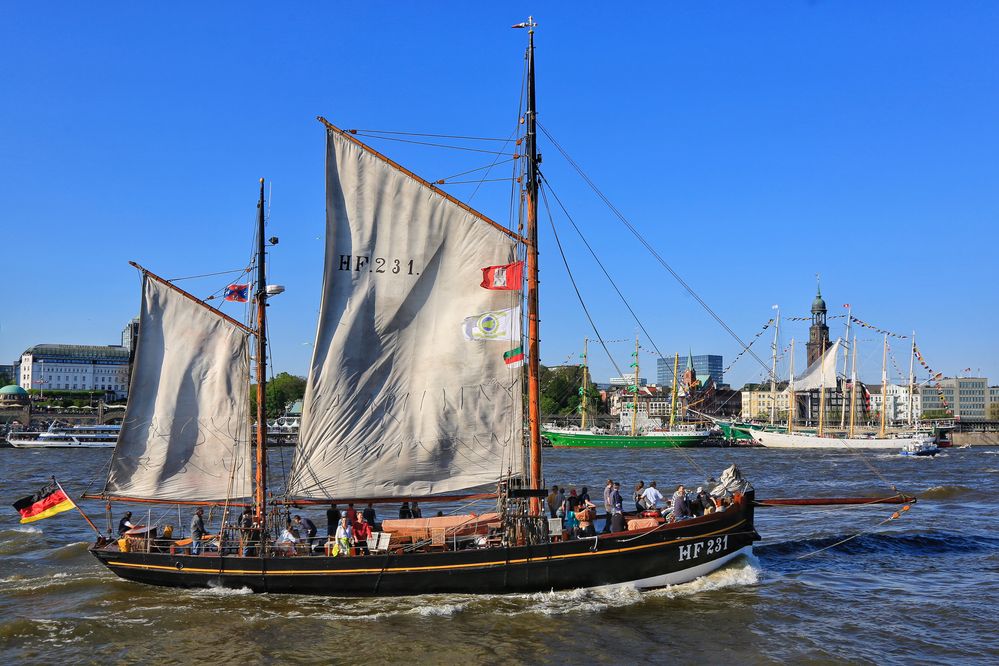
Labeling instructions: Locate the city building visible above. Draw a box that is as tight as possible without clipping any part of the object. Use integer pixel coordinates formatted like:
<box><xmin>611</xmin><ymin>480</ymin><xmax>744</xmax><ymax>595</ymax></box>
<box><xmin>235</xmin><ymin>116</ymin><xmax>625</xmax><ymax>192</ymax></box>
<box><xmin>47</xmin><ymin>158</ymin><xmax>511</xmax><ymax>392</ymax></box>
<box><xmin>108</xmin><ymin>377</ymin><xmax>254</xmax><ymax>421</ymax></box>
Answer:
<box><xmin>17</xmin><ymin>344</ymin><xmax>131</xmax><ymax>400</ymax></box>
<box><xmin>121</xmin><ymin>316</ymin><xmax>140</xmax><ymax>356</ymax></box>
<box><xmin>990</xmin><ymin>386</ymin><xmax>999</xmax><ymax>420</ymax></box>
<box><xmin>0</xmin><ymin>364</ymin><xmax>14</xmax><ymax>383</ymax></box>
<box><xmin>921</xmin><ymin>377</ymin><xmax>989</xmax><ymax>421</ymax></box>
<box><xmin>740</xmin><ymin>383</ymin><xmax>791</xmax><ymax>421</ymax></box>
<box><xmin>806</xmin><ymin>286</ymin><xmax>830</xmax><ymax>366</ymax></box>
<box><xmin>610</xmin><ymin>385</ymin><xmax>672</xmax><ymax>418</ymax></box>
<box><xmin>657</xmin><ymin>354</ymin><xmax>724</xmax><ymax>387</ymax></box>
<box><xmin>866</xmin><ymin>384</ymin><xmax>922</xmax><ymax>425</ymax></box>
<box><xmin>609</xmin><ymin>376</ymin><xmax>647</xmax><ymax>387</ymax></box>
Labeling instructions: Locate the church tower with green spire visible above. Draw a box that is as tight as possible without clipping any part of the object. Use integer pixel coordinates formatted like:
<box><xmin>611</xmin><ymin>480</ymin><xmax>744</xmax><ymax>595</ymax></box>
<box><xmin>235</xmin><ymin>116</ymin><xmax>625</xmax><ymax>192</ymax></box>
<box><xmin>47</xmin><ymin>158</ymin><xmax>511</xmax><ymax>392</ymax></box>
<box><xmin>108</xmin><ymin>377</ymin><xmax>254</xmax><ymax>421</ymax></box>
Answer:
<box><xmin>806</xmin><ymin>282</ymin><xmax>830</xmax><ymax>366</ymax></box>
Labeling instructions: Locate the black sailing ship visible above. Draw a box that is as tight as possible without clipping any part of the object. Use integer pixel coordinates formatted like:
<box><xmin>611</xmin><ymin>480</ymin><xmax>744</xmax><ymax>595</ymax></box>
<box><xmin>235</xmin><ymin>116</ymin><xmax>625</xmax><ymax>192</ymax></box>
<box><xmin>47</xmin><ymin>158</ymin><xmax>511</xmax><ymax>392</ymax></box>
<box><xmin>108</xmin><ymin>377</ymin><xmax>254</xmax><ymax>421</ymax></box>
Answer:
<box><xmin>87</xmin><ymin>21</ymin><xmax>773</xmax><ymax>595</ymax></box>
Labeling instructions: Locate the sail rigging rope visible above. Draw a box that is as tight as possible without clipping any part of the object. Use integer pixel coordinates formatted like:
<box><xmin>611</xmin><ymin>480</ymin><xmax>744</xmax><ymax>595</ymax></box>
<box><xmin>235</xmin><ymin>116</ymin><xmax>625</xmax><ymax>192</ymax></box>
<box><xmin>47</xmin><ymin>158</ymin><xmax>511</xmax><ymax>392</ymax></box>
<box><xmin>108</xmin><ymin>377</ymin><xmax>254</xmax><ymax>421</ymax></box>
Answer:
<box><xmin>435</xmin><ymin>157</ymin><xmax>516</xmax><ymax>184</ymax></box>
<box><xmin>537</xmin><ymin>186</ymin><xmax>625</xmax><ymax>380</ymax></box>
<box><xmin>349</xmin><ymin>133</ymin><xmax>516</xmax><ymax>156</ymax></box>
<box><xmin>539</xmin><ymin>185</ymin><xmax>706</xmax><ymax>477</ymax></box>
<box><xmin>538</xmin><ymin>171</ymin><xmax>677</xmax><ymax>375</ymax></box>
<box><xmin>795</xmin><ymin>504</ymin><xmax>911</xmax><ymax>560</ymax></box>
<box><xmin>347</xmin><ymin>129</ymin><xmax>513</xmax><ymax>142</ymax></box>
<box><xmin>537</xmin><ymin>122</ymin><xmax>774</xmax><ymax>381</ymax></box>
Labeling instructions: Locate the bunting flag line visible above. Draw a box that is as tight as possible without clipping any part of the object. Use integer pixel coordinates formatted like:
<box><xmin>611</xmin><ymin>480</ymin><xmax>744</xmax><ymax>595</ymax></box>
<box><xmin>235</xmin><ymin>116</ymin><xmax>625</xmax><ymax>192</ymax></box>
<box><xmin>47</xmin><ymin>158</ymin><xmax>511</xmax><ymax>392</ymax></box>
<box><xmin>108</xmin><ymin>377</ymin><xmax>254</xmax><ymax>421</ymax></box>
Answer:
<box><xmin>12</xmin><ymin>480</ymin><xmax>76</xmax><ymax>524</ymax></box>
<box><xmin>912</xmin><ymin>343</ymin><xmax>953</xmax><ymax>415</ymax></box>
<box><xmin>785</xmin><ymin>314</ymin><xmax>848</xmax><ymax>322</ymax></box>
<box><xmin>849</xmin><ymin>316</ymin><xmax>908</xmax><ymax>339</ymax></box>
<box><xmin>722</xmin><ymin>318</ymin><xmax>774</xmax><ymax>376</ymax></box>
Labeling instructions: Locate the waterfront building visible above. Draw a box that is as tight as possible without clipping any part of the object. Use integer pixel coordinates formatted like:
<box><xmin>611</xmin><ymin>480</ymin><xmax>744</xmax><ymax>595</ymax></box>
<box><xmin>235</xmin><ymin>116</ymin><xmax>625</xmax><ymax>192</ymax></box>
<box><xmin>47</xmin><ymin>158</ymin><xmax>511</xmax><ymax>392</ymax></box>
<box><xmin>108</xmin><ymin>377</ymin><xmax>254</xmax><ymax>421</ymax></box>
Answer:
<box><xmin>740</xmin><ymin>383</ymin><xmax>791</xmax><ymax>421</ymax></box>
<box><xmin>866</xmin><ymin>384</ymin><xmax>922</xmax><ymax>425</ymax></box>
<box><xmin>17</xmin><ymin>344</ymin><xmax>130</xmax><ymax>399</ymax></box>
<box><xmin>989</xmin><ymin>386</ymin><xmax>999</xmax><ymax>420</ymax></box>
<box><xmin>610</xmin><ymin>384</ymin><xmax>666</xmax><ymax>416</ymax></box>
<box><xmin>921</xmin><ymin>377</ymin><xmax>989</xmax><ymax>420</ymax></box>
<box><xmin>0</xmin><ymin>364</ymin><xmax>14</xmax><ymax>384</ymax></box>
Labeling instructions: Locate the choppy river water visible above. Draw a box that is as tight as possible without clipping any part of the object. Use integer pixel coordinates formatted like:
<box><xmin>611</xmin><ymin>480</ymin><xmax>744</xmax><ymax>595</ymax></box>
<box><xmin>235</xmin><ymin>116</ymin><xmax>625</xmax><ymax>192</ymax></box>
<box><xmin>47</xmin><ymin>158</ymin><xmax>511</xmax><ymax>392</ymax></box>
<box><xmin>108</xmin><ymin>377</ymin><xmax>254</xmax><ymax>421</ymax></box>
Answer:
<box><xmin>2</xmin><ymin>446</ymin><xmax>998</xmax><ymax>664</ymax></box>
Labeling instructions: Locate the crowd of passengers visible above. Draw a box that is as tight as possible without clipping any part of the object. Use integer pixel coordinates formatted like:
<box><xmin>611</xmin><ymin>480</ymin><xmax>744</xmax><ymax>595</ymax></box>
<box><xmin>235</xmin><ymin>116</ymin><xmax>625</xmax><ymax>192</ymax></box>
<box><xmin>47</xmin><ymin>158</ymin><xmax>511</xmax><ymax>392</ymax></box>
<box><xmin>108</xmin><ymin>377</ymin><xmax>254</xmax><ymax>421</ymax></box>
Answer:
<box><xmin>115</xmin><ymin>482</ymin><xmax>733</xmax><ymax>556</ymax></box>
<box><xmin>546</xmin><ymin>479</ymin><xmax>732</xmax><ymax>540</ymax></box>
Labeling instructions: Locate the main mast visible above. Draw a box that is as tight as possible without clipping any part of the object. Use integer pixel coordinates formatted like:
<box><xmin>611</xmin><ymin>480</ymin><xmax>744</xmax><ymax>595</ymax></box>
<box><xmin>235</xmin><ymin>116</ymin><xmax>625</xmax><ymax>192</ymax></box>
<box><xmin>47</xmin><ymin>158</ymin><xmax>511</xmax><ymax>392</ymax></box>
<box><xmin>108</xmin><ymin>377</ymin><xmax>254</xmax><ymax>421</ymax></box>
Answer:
<box><xmin>880</xmin><ymin>333</ymin><xmax>888</xmax><ymax>438</ymax></box>
<box><xmin>669</xmin><ymin>352</ymin><xmax>679</xmax><ymax>429</ymax></box>
<box><xmin>580</xmin><ymin>337</ymin><xmax>589</xmax><ymax>430</ymax></box>
<box><xmin>254</xmin><ymin>178</ymin><xmax>268</xmax><ymax>525</ymax></box>
<box><xmin>522</xmin><ymin>17</ymin><xmax>543</xmax><ymax>511</ymax></box>
<box><xmin>770</xmin><ymin>306</ymin><xmax>780</xmax><ymax>425</ymax></box>
<box><xmin>788</xmin><ymin>338</ymin><xmax>795</xmax><ymax>433</ymax></box>
<box><xmin>631</xmin><ymin>335</ymin><xmax>640</xmax><ymax>436</ymax></box>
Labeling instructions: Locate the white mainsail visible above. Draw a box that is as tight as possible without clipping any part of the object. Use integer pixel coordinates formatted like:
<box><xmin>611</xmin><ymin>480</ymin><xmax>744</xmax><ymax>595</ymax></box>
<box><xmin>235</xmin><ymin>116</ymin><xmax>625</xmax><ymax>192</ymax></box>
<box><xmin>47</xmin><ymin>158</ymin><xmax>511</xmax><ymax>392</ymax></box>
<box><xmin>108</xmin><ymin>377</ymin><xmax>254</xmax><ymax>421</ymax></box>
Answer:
<box><xmin>794</xmin><ymin>338</ymin><xmax>842</xmax><ymax>391</ymax></box>
<box><xmin>104</xmin><ymin>276</ymin><xmax>252</xmax><ymax>501</ymax></box>
<box><xmin>289</xmin><ymin>128</ymin><xmax>525</xmax><ymax>499</ymax></box>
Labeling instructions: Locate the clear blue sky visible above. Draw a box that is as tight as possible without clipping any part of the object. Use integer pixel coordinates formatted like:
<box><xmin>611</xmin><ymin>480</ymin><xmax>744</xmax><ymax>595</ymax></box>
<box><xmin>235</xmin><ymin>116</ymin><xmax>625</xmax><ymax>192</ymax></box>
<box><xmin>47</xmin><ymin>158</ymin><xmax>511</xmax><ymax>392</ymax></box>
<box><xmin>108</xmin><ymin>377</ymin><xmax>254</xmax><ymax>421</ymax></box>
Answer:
<box><xmin>2</xmin><ymin>3</ymin><xmax>996</xmax><ymax>388</ymax></box>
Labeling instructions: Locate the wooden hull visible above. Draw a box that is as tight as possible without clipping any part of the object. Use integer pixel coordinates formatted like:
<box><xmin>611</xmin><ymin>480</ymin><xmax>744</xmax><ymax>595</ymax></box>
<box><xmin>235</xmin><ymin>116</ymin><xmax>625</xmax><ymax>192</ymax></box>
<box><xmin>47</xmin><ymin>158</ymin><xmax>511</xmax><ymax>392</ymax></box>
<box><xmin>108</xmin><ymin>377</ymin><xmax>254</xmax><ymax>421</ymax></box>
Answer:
<box><xmin>543</xmin><ymin>431</ymin><xmax>710</xmax><ymax>448</ymax></box>
<box><xmin>90</xmin><ymin>493</ymin><xmax>758</xmax><ymax>596</ymax></box>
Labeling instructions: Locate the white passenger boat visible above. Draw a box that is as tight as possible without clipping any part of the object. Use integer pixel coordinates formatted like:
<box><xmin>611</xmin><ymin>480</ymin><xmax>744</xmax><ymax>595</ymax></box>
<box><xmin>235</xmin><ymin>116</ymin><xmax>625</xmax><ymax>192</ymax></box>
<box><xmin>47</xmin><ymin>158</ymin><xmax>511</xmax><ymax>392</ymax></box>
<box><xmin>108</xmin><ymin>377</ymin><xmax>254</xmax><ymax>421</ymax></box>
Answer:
<box><xmin>7</xmin><ymin>424</ymin><xmax>119</xmax><ymax>449</ymax></box>
<box><xmin>899</xmin><ymin>440</ymin><xmax>940</xmax><ymax>457</ymax></box>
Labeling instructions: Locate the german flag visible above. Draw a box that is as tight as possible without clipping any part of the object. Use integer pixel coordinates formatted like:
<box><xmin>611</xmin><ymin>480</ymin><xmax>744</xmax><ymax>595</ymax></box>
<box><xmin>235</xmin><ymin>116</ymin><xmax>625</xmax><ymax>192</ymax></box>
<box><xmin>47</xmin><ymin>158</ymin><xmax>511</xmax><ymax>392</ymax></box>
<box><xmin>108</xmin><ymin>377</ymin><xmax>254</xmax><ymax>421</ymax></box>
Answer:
<box><xmin>12</xmin><ymin>481</ymin><xmax>75</xmax><ymax>524</ymax></box>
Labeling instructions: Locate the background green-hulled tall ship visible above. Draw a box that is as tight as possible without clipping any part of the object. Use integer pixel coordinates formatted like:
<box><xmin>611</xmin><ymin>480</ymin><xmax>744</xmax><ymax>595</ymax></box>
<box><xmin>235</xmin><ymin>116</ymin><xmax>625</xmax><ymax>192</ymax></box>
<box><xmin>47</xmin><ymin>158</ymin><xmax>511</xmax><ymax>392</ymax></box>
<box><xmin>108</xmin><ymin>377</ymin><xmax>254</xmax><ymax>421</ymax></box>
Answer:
<box><xmin>544</xmin><ymin>338</ymin><xmax>711</xmax><ymax>448</ymax></box>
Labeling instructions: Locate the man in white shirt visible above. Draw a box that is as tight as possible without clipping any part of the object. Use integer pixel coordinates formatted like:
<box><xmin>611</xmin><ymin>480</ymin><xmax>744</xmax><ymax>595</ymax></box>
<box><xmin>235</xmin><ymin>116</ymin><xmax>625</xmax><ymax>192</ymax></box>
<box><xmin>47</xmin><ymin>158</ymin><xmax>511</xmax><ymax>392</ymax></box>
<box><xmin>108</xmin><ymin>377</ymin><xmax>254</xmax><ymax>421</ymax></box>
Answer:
<box><xmin>640</xmin><ymin>481</ymin><xmax>664</xmax><ymax>510</ymax></box>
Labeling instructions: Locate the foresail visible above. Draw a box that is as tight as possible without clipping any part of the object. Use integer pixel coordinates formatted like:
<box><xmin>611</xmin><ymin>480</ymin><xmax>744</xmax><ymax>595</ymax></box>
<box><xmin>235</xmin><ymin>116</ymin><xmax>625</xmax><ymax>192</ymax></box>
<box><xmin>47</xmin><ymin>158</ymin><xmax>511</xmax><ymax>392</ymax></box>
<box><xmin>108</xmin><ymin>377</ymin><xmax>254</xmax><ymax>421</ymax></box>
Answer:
<box><xmin>105</xmin><ymin>276</ymin><xmax>252</xmax><ymax>501</ymax></box>
<box><xmin>794</xmin><ymin>338</ymin><xmax>842</xmax><ymax>391</ymax></box>
<box><xmin>289</xmin><ymin>128</ymin><xmax>524</xmax><ymax>499</ymax></box>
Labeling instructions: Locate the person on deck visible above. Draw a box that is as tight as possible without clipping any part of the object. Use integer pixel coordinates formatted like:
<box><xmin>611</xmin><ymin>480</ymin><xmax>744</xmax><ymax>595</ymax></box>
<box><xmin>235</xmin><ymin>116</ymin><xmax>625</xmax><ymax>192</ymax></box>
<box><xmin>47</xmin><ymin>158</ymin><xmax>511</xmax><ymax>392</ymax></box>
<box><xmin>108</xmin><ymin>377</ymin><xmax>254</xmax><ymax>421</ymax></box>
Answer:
<box><xmin>190</xmin><ymin>508</ymin><xmax>207</xmax><ymax>555</ymax></box>
<box><xmin>276</xmin><ymin>520</ymin><xmax>299</xmax><ymax>555</ymax></box>
<box><xmin>411</xmin><ymin>502</ymin><xmax>422</xmax><ymax>519</ymax></box>
<box><xmin>633</xmin><ymin>481</ymin><xmax>646</xmax><ymax>512</ymax></box>
<box><xmin>670</xmin><ymin>485</ymin><xmax>691</xmax><ymax>522</ymax></box>
<box><xmin>117</xmin><ymin>511</ymin><xmax>134</xmax><ymax>536</ymax></box>
<box><xmin>579</xmin><ymin>486</ymin><xmax>590</xmax><ymax>504</ymax></box>
<box><xmin>294</xmin><ymin>515</ymin><xmax>318</xmax><ymax>551</ymax></box>
<box><xmin>326</xmin><ymin>504</ymin><xmax>341</xmax><ymax>538</ymax></box>
<box><xmin>577</xmin><ymin>498</ymin><xmax>597</xmax><ymax>537</ymax></box>
<box><xmin>353</xmin><ymin>514</ymin><xmax>372</xmax><ymax>555</ymax></box>
<box><xmin>641</xmin><ymin>481</ymin><xmax>664</xmax><ymax>511</ymax></box>
<box><xmin>695</xmin><ymin>487</ymin><xmax>712</xmax><ymax>516</ymax></box>
<box><xmin>564</xmin><ymin>505</ymin><xmax>580</xmax><ymax>539</ymax></box>
<box><xmin>399</xmin><ymin>502</ymin><xmax>413</xmax><ymax>520</ymax></box>
<box><xmin>238</xmin><ymin>508</ymin><xmax>255</xmax><ymax>556</ymax></box>
<box><xmin>345</xmin><ymin>503</ymin><xmax>358</xmax><ymax>525</ymax></box>
<box><xmin>562</xmin><ymin>488</ymin><xmax>579</xmax><ymax>527</ymax></box>
<box><xmin>334</xmin><ymin>516</ymin><xmax>352</xmax><ymax>557</ymax></box>
<box><xmin>601</xmin><ymin>479</ymin><xmax>614</xmax><ymax>533</ymax></box>
<box><xmin>363</xmin><ymin>503</ymin><xmax>377</xmax><ymax>530</ymax></box>
<box><xmin>546</xmin><ymin>485</ymin><xmax>559</xmax><ymax>518</ymax></box>
<box><xmin>610</xmin><ymin>482</ymin><xmax>625</xmax><ymax>533</ymax></box>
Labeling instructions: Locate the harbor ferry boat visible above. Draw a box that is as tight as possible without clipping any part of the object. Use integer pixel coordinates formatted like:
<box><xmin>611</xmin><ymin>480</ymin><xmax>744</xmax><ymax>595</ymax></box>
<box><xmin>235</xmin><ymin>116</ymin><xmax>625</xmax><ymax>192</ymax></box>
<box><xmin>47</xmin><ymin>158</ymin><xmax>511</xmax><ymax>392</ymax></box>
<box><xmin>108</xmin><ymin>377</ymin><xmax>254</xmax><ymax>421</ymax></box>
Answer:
<box><xmin>8</xmin><ymin>424</ymin><xmax>119</xmax><ymax>449</ymax></box>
